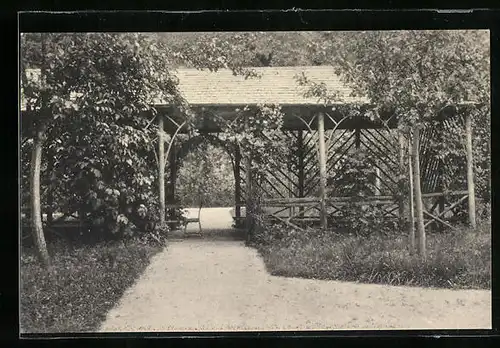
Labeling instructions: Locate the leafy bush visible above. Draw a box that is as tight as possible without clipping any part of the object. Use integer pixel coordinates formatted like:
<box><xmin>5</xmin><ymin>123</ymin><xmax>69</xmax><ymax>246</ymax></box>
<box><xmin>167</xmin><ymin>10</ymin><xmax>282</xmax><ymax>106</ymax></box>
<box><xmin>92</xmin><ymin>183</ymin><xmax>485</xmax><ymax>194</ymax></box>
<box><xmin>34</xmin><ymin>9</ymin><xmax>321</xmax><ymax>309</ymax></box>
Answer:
<box><xmin>254</xmin><ymin>221</ymin><xmax>491</xmax><ymax>289</ymax></box>
<box><xmin>326</xmin><ymin>149</ymin><xmax>399</xmax><ymax>236</ymax></box>
<box><xmin>21</xmin><ymin>33</ymin><xmax>180</xmax><ymax>243</ymax></box>
<box><xmin>20</xmin><ymin>238</ymin><xmax>164</xmax><ymax>333</ymax></box>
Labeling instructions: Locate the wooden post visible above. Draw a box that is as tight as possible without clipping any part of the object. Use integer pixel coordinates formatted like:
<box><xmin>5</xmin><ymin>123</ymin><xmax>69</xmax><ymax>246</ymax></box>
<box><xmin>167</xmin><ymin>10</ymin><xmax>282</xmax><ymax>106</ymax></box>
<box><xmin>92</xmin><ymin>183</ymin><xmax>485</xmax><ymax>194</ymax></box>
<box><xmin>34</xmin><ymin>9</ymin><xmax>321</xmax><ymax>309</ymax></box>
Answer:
<box><xmin>407</xmin><ymin>137</ymin><xmax>416</xmax><ymax>254</ymax></box>
<box><xmin>288</xmin><ymin>166</ymin><xmax>293</xmax><ymax>218</ymax></box>
<box><xmin>158</xmin><ymin>115</ymin><xmax>166</xmax><ymax>225</ymax></box>
<box><xmin>297</xmin><ymin>130</ymin><xmax>305</xmax><ymax>214</ymax></box>
<box><xmin>244</xmin><ymin>116</ymin><xmax>253</xmax><ymax>236</ymax></box>
<box><xmin>437</xmin><ymin>120</ymin><xmax>445</xmax><ymax>232</ymax></box>
<box><xmin>317</xmin><ymin>112</ymin><xmax>328</xmax><ymax>229</ymax></box>
<box><xmin>234</xmin><ymin>145</ymin><xmax>242</xmax><ymax>223</ymax></box>
<box><xmin>245</xmin><ymin>152</ymin><xmax>252</xmax><ymax>234</ymax></box>
<box><xmin>465</xmin><ymin>111</ymin><xmax>477</xmax><ymax>229</ymax></box>
<box><xmin>297</xmin><ymin>130</ymin><xmax>305</xmax><ymax>198</ymax></box>
<box><xmin>168</xmin><ymin>140</ymin><xmax>177</xmax><ymax>221</ymax></box>
<box><xmin>374</xmin><ymin>167</ymin><xmax>381</xmax><ymax>196</ymax></box>
<box><xmin>398</xmin><ymin>131</ymin><xmax>406</xmax><ymax>229</ymax></box>
<box><xmin>411</xmin><ymin>126</ymin><xmax>426</xmax><ymax>259</ymax></box>
<box><xmin>355</xmin><ymin>127</ymin><xmax>361</xmax><ymax>149</ymax></box>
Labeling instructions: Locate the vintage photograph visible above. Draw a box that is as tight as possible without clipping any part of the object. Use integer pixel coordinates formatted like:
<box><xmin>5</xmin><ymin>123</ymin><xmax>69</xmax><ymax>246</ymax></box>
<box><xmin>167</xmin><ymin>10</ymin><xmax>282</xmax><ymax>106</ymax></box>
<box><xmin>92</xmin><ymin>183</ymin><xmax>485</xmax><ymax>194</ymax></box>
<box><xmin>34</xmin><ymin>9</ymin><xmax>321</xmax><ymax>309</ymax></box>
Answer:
<box><xmin>20</xmin><ymin>30</ymin><xmax>491</xmax><ymax>333</ymax></box>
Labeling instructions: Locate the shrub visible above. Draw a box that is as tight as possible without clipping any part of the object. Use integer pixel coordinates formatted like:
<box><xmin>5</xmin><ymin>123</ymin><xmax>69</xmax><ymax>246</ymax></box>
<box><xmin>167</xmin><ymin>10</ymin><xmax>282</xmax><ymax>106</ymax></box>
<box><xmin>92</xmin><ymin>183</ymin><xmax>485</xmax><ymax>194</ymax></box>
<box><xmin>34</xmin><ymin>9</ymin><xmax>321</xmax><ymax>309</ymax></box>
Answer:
<box><xmin>326</xmin><ymin>149</ymin><xmax>401</xmax><ymax>236</ymax></box>
<box><xmin>20</xmin><ymin>238</ymin><xmax>163</xmax><ymax>333</ymax></box>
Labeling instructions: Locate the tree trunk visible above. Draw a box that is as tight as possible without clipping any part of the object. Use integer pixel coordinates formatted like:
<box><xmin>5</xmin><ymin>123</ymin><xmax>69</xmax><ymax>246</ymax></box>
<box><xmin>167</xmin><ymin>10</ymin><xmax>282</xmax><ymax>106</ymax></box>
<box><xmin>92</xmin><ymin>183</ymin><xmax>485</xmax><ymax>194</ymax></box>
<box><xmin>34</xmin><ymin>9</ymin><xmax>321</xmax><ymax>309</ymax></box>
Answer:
<box><xmin>30</xmin><ymin>124</ymin><xmax>51</xmax><ymax>269</ymax></box>
<box><xmin>411</xmin><ymin>126</ymin><xmax>426</xmax><ymax>259</ymax></box>
<box><xmin>46</xmin><ymin>150</ymin><xmax>54</xmax><ymax>224</ymax></box>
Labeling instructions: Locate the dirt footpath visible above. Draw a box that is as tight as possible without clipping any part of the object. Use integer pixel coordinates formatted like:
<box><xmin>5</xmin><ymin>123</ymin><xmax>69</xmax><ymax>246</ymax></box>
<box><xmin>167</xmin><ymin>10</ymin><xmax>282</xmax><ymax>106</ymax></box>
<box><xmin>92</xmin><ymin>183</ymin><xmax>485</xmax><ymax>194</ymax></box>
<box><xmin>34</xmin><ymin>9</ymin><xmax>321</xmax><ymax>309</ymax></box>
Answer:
<box><xmin>99</xmin><ymin>239</ymin><xmax>491</xmax><ymax>332</ymax></box>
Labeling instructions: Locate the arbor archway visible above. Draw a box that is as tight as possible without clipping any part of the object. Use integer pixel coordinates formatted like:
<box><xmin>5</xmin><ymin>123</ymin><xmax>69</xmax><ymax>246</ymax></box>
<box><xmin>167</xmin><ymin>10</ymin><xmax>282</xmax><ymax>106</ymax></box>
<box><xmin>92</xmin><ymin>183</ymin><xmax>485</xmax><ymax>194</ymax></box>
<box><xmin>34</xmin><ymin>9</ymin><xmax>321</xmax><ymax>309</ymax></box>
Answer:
<box><xmin>165</xmin><ymin>133</ymin><xmax>244</xmax><ymax>233</ymax></box>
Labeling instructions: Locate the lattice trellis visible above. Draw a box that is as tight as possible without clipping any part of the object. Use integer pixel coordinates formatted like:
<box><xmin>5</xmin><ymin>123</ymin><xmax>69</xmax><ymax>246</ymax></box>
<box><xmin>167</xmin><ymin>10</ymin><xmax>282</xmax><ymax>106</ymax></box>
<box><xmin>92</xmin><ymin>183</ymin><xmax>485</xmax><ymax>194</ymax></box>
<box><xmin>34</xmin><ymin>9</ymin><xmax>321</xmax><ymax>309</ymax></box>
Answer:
<box><xmin>324</xmin><ymin>128</ymin><xmax>401</xmax><ymax>221</ymax></box>
<box><xmin>238</xmin><ymin>124</ymin><xmax>406</xmax><ymax>226</ymax></box>
<box><xmin>162</xmin><ymin>109</ymin><xmax>473</xmax><ymax>232</ymax></box>
<box><xmin>417</xmin><ymin>117</ymin><xmax>469</xmax><ymax>228</ymax></box>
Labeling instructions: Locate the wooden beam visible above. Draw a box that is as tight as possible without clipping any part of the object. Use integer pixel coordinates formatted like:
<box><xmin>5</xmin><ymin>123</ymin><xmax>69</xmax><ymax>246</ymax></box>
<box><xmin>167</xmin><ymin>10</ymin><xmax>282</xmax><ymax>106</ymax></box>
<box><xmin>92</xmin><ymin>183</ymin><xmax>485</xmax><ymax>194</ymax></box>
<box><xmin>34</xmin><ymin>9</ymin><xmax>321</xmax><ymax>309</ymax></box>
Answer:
<box><xmin>245</xmin><ymin>116</ymin><xmax>253</xmax><ymax>237</ymax></box>
<box><xmin>361</xmin><ymin>130</ymin><xmax>399</xmax><ymax>168</ymax></box>
<box><xmin>317</xmin><ymin>112</ymin><xmax>328</xmax><ymax>229</ymax></box>
<box><xmin>263</xmin><ymin>195</ymin><xmax>398</xmax><ymax>205</ymax></box>
<box><xmin>305</xmin><ymin>136</ymin><xmax>356</xmax><ymax>193</ymax></box>
<box><xmin>297</xmin><ymin>130</ymin><xmax>305</xmax><ymax>199</ymax></box>
<box><xmin>270</xmin><ymin>214</ymin><xmax>307</xmax><ymax>232</ymax></box>
<box><xmin>305</xmin><ymin>131</ymin><xmax>355</xmax><ymax>180</ymax></box>
<box><xmin>465</xmin><ymin>111</ymin><xmax>477</xmax><ymax>229</ymax></box>
<box><xmin>258</xmin><ymin>175</ymin><xmax>288</xmax><ymax>198</ymax></box>
<box><xmin>411</xmin><ymin>126</ymin><xmax>426</xmax><ymax>259</ymax></box>
<box><xmin>437</xmin><ymin>119</ymin><xmax>447</xmax><ymax>232</ymax></box>
<box><xmin>422</xmin><ymin>190</ymin><xmax>468</xmax><ymax>198</ymax></box>
<box><xmin>374</xmin><ymin>167</ymin><xmax>381</xmax><ymax>196</ymax></box>
<box><xmin>168</xmin><ymin>141</ymin><xmax>178</xmax><ymax>221</ymax></box>
<box><xmin>245</xmin><ymin>153</ymin><xmax>252</xmax><ymax>234</ymax></box>
<box><xmin>355</xmin><ymin>127</ymin><xmax>361</xmax><ymax>149</ymax></box>
<box><xmin>373</xmin><ymin>128</ymin><xmax>399</xmax><ymax>152</ymax></box>
<box><xmin>408</xmin><ymin>136</ymin><xmax>416</xmax><ymax>254</ymax></box>
<box><xmin>398</xmin><ymin>131</ymin><xmax>406</xmax><ymax>230</ymax></box>
<box><xmin>158</xmin><ymin>115</ymin><xmax>166</xmax><ymax>225</ymax></box>
<box><xmin>234</xmin><ymin>145</ymin><xmax>242</xmax><ymax>219</ymax></box>
<box><xmin>288</xmin><ymin>203</ymin><xmax>319</xmax><ymax>220</ymax></box>
<box><xmin>423</xmin><ymin>210</ymin><xmax>459</xmax><ymax>231</ymax></box>
<box><xmin>423</xmin><ymin>194</ymin><xmax>468</xmax><ymax>227</ymax></box>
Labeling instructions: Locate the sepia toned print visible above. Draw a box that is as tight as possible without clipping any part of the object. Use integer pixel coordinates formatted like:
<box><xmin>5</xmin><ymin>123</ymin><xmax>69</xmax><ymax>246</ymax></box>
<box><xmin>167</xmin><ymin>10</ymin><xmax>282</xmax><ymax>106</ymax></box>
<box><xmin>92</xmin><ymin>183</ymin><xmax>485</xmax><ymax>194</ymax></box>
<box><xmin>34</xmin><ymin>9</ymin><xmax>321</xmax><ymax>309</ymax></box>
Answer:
<box><xmin>20</xmin><ymin>30</ymin><xmax>491</xmax><ymax>333</ymax></box>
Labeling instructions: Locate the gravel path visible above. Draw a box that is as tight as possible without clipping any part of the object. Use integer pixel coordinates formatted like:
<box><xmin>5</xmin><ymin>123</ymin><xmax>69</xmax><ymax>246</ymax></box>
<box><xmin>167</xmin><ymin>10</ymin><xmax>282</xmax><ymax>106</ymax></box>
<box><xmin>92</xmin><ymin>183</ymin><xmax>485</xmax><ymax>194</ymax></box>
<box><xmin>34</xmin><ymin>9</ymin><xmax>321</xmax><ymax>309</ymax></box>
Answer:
<box><xmin>99</xmin><ymin>207</ymin><xmax>491</xmax><ymax>332</ymax></box>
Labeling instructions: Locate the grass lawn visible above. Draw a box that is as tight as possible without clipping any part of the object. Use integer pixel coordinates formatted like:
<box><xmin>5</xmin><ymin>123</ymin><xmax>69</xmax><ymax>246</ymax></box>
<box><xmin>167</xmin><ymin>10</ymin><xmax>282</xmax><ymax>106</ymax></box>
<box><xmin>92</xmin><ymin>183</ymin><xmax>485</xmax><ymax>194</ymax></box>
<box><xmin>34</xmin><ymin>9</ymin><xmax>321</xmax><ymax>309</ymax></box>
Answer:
<box><xmin>253</xmin><ymin>222</ymin><xmax>491</xmax><ymax>290</ymax></box>
<box><xmin>20</xmin><ymin>238</ymin><xmax>163</xmax><ymax>333</ymax></box>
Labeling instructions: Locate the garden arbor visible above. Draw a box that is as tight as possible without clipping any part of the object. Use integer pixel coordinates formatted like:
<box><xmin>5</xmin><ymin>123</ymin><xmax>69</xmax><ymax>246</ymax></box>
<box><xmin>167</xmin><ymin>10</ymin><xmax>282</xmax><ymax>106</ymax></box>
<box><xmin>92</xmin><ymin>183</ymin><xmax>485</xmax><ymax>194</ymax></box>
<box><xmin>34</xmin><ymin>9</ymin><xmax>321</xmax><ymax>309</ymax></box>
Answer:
<box><xmin>154</xmin><ymin>66</ymin><xmax>477</xmax><ymax>237</ymax></box>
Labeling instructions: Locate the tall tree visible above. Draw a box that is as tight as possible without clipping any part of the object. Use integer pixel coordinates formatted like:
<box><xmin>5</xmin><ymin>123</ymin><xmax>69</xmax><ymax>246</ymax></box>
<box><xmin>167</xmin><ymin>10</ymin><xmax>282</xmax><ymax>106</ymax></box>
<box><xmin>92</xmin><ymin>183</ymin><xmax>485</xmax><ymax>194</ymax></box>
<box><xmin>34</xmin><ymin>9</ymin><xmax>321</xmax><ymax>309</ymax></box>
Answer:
<box><xmin>304</xmin><ymin>30</ymin><xmax>490</xmax><ymax>257</ymax></box>
<box><xmin>20</xmin><ymin>33</ymin><xmax>184</xmax><ymax>266</ymax></box>
<box><xmin>156</xmin><ymin>31</ymin><xmax>326</xmax><ymax>68</ymax></box>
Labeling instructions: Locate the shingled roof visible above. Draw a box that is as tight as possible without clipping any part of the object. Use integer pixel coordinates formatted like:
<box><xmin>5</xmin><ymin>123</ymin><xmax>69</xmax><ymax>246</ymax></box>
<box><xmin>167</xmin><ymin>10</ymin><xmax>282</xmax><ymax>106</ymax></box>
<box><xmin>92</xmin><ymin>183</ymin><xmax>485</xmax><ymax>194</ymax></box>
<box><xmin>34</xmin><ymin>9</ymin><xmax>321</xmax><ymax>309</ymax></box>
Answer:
<box><xmin>20</xmin><ymin>66</ymin><xmax>368</xmax><ymax>111</ymax></box>
<box><xmin>166</xmin><ymin>66</ymin><xmax>368</xmax><ymax>105</ymax></box>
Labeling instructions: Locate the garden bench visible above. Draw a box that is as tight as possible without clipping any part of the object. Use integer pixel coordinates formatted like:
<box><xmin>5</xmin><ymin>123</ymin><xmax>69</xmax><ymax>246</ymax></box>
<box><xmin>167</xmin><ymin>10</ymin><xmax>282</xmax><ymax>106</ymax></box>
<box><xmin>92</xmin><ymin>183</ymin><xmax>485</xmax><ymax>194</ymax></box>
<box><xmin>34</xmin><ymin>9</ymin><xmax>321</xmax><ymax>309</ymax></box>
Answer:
<box><xmin>165</xmin><ymin>204</ymin><xmax>202</xmax><ymax>235</ymax></box>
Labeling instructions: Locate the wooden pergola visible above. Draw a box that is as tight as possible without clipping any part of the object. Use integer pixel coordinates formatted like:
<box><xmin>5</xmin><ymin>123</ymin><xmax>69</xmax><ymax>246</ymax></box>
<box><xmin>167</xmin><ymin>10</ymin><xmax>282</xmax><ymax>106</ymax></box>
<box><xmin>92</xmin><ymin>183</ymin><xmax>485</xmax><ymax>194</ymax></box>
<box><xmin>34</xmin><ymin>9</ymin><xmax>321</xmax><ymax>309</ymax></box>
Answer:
<box><xmin>155</xmin><ymin>66</ymin><xmax>477</xmax><ymax>235</ymax></box>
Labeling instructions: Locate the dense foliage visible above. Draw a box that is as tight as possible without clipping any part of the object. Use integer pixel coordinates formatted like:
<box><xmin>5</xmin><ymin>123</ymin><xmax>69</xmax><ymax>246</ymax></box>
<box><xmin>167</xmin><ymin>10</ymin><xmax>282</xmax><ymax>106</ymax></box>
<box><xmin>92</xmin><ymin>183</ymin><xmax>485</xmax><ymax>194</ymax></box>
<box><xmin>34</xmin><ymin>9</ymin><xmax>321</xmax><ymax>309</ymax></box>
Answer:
<box><xmin>157</xmin><ymin>31</ymin><xmax>327</xmax><ymax>68</ymax></box>
<box><xmin>306</xmin><ymin>30</ymin><xmax>490</xmax><ymax>200</ymax></box>
<box><xmin>21</xmin><ymin>33</ymin><xmax>186</xmax><ymax>242</ymax></box>
<box><xmin>326</xmin><ymin>149</ymin><xmax>397</xmax><ymax>236</ymax></box>
<box><xmin>177</xmin><ymin>142</ymin><xmax>235</xmax><ymax>207</ymax></box>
